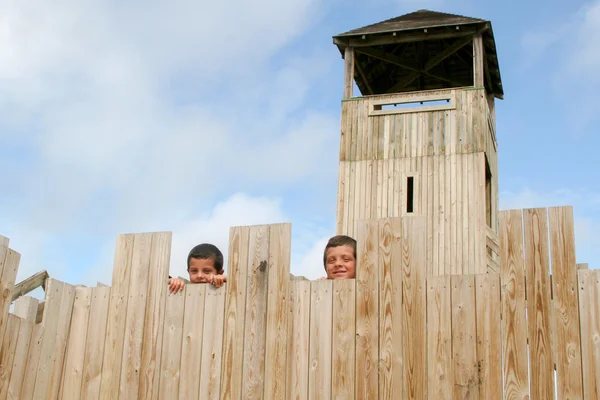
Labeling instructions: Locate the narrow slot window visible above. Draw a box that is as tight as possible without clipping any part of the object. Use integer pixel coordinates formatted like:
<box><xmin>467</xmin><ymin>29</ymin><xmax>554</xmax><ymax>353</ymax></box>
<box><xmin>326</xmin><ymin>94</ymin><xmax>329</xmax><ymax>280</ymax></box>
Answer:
<box><xmin>485</xmin><ymin>158</ymin><xmax>492</xmax><ymax>227</ymax></box>
<box><xmin>379</xmin><ymin>99</ymin><xmax>450</xmax><ymax>111</ymax></box>
<box><xmin>407</xmin><ymin>176</ymin><xmax>414</xmax><ymax>213</ymax></box>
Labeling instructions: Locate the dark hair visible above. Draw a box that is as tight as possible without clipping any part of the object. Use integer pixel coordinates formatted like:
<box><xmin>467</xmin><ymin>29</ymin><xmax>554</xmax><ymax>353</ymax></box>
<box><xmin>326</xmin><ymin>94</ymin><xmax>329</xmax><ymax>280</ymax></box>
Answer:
<box><xmin>322</xmin><ymin>235</ymin><xmax>357</xmax><ymax>267</ymax></box>
<box><xmin>187</xmin><ymin>243</ymin><xmax>224</xmax><ymax>273</ymax></box>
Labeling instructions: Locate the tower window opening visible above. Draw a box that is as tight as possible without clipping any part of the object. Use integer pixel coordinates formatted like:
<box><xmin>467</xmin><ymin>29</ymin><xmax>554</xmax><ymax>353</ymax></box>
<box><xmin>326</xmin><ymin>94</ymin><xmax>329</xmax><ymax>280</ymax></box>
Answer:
<box><xmin>407</xmin><ymin>177</ymin><xmax>414</xmax><ymax>213</ymax></box>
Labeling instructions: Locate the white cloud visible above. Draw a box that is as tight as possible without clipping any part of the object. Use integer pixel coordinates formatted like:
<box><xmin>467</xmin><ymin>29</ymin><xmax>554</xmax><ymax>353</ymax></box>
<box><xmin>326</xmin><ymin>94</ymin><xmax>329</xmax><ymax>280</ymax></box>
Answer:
<box><xmin>291</xmin><ymin>235</ymin><xmax>330</xmax><ymax>280</ymax></box>
<box><xmin>521</xmin><ymin>0</ymin><xmax>600</xmax><ymax>127</ymax></box>
<box><xmin>0</xmin><ymin>0</ymin><xmax>342</xmax><ymax>287</ymax></box>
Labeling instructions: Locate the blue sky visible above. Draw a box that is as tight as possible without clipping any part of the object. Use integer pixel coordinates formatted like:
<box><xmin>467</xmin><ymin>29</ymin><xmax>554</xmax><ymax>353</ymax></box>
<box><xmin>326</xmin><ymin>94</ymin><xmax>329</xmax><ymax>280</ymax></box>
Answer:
<box><xmin>1</xmin><ymin>0</ymin><xmax>598</xmax><ymax>286</ymax></box>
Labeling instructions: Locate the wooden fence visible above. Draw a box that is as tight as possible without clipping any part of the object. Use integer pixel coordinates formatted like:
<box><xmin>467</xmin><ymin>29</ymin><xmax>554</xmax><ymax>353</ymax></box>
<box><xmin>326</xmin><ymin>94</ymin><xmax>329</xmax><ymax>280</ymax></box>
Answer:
<box><xmin>0</xmin><ymin>206</ymin><xmax>598</xmax><ymax>399</ymax></box>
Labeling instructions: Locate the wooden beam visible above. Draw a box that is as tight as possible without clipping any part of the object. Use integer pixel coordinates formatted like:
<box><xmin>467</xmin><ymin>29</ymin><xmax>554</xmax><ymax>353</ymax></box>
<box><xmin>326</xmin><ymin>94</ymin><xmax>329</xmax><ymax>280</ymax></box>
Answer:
<box><xmin>354</xmin><ymin>60</ymin><xmax>374</xmax><ymax>95</ymax></box>
<box><xmin>344</xmin><ymin>47</ymin><xmax>355</xmax><ymax>99</ymax></box>
<box><xmin>334</xmin><ymin>25</ymin><xmax>479</xmax><ymax>48</ymax></box>
<box><xmin>355</xmin><ymin>47</ymin><xmax>464</xmax><ymax>87</ymax></box>
<box><xmin>473</xmin><ymin>34</ymin><xmax>485</xmax><ymax>87</ymax></box>
<box><xmin>10</xmin><ymin>270</ymin><xmax>49</xmax><ymax>303</ymax></box>
<box><xmin>389</xmin><ymin>24</ymin><xmax>489</xmax><ymax>93</ymax></box>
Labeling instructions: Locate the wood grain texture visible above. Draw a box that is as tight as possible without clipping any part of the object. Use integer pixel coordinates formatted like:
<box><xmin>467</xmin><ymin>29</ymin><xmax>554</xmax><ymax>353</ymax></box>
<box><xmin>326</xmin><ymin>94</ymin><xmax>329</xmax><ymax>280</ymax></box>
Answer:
<box><xmin>138</xmin><ymin>232</ymin><xmax>171</xmax><ymax>400</ymax></box>
<box><xmin>356</xmin><ymin>219</ymin><xmax>379</xmax><ymax>400</ymax></box>
<box><xmin>499</xmin><ymin>210</ymin><xmax>529</xmax><ymax>400</ymax></box>
<box><xmin>308</xmin><ymin>280</ymin><xmax>333</xmax><ymax>400</ymax></box>
<box><xmin>475</xmin><ymin>273</ymin><xmax>502</xmax><ymax>399</ymax></box>
<box><xmin>178</xmin><ymin>284</ymin><xmax>206</xmax><ymax>400</ymax></box>
<box><xmin>59</xmin><ymin>287</ymin><xmax>92</xmax><ymax>399</ymax></box>
<box><xmin>286</xmin><ymin>281</ymin><xmax>311</xmax><ymax>400</ymax></box>
<box><xmin>219</xmin><ymin>225</ymin><xmax>250</xmax><ymax>400</ymax></box>
<box><xmin>242</xmin><ymin>225</ymin><xmax>270</xmax><ymax>399</ymax></box>
<box><xmin>549</xmin><ymin>206</ymin><xmax>583</xmax><ymax>399</ymax></box>
<box><xmin>402</xmin><ymin>216</ymin><xmax>426</xmax><ymax>400</ymax></box>
<box><xmin>119</xmin><ymin>233</ymin><xmax>152</xmax><ymax>400</ymax></box>
<box><xmin>198</xmin><ymin>285</ymin><xmax>226</xmax><ymax>400</ymax></box>
<box><xmin>264</xmin><ymin>223</ymin><xmax>291</xmax><ymax>400</ymax></box>
<box><xmin>0</xmin><ymin>245</ymin><xmax>20</xmax><ymax>344</ymax></box>
<box><xmin>20</xmin><ymin>323</ymin><xmax>44</xmax><ymax>400</ymax></box>
<box><xmin>0</xmin><ymin>314</ymin><xmax>20</xmax><ymax>399</ymax></box>
<box><xmin>451</xmin><ymin>275</ymin><xmax>477</xmax><ymax>400</ymax></box>
<box><xmin>81</xmin><ymin>286</ymin><xmax>111</xmax><ymax>400</ymax></box>
<box><xmin>523</xmin><ymin>208</ymin><xmax>555</xmax><ymax>400</ymax></box>
<box><xmin>100</xmin><ymin>234</ymin><xmax>135</xmax><ymax>400</ymax></box>
<box><xmin>158</xmin><ymin>290</ymin><xmax>185</xmax><ymax>400</ymax></box>
<box><xmin>332</xmin><ymin>279</ymin><xmax>356</xmax><ymax>400</ymax></box>
<box><xmin>578</xmin><ymin>269</ymin><xmax>600</xmax><ymax>399</ymax></box>
<box><xmin>7</xmin><ymin>316</ymin><xmax>33</xmax><ymax>400</ymax></box>
<box><xmin>427</xmin><ymin>275</ymin><xmax>451</xmax><ymax>400</ymax></box>
<box><xmin>378</xmin><ymin>218</ymin><xmax>403</xmax><ymax>400</ymax></box>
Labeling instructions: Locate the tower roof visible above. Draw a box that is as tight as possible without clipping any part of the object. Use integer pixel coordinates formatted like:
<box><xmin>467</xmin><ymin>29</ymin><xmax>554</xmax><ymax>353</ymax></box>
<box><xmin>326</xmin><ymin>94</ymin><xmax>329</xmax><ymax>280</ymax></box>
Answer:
<box><xmin>333</xmin><ymin>10</ymin><xmax>504</xmax><ymax>99</ymax></box>
<box><xmin>335</xmin><ymin>10</ymin><xmax>486</xmax><ymax>37</ymax></box>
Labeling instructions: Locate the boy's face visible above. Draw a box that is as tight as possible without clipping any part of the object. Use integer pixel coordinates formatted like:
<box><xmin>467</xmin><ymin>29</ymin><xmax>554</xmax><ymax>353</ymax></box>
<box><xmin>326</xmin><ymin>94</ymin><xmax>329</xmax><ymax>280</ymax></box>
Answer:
<box><xmin>325</xmin><ymin>245</ymin><xmax>356</xmax><ymax>280</ymax></box>
<box><xmin>188</xmin><ymin>257</ymin><xmax>219</xmax><ymax>283</ymax></box>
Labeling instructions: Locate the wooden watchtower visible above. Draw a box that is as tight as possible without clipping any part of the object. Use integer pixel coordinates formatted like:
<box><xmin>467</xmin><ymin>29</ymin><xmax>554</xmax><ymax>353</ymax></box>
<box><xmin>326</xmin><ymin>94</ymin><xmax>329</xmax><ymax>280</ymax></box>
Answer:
<box><xmin>333</xmin><ymin>10</ymin><xmax>503</xmax><ymax>276</ymax></box>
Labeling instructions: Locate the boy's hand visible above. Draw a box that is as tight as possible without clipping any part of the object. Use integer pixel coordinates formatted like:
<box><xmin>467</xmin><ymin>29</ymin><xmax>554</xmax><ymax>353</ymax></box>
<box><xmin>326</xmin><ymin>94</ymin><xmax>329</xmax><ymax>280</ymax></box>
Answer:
<box><xmin>210</xmin><ymin>275</ymin><xmax>227</xmax><ymax>288</ymax></box>
<box><xmin>168</xmin><ymin>277</ymin><xmax>185</xmax><ymax>294</ymax></box>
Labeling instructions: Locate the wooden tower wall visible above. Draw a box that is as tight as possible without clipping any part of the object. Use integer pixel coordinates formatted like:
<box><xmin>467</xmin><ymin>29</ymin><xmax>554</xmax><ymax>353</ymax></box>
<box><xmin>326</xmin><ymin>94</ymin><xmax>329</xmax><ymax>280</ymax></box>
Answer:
<box><xmin>336</xmin><ymin>87</ymin><xmax>499</xmax><ymax>275</ymax></box>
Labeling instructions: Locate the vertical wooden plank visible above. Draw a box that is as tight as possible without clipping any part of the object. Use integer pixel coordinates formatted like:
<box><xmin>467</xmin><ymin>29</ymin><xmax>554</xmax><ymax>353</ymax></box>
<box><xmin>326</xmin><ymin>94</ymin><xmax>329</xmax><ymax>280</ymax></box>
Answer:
<box><xmin>356</xmin><ymin>219</ymin><xmax>379</xmax><ymax>400</ymax></box>
<box><xmin>100</xmin><ymin>234</ymin><xmax>135</xmax><ymax>400</ymax></box>
<box><xmin>138</xmin><ymin>232</ymin><xmax>171</xmax><ymax>400</ymax></box>
<box><xmin>81</xmin><ymin>286</ymin><xmax>111</xmax><ymax>400</ymax></box>
<box><xmin>337</xmin><ymin>161</ymin><xmax>346</xmax><ymax>235</ymax></box>
<box><xmin>0</xmin><ymin>314</ymin><xmax>20</xmax><ymax>398</ymax></box>
<box><xmin>523</xmin><ymin>208</ymin><xmax>555</xmax><ymax>400</ymax></box>
<box><xmin>48</xmin><ymin>282</ymin><xmax>76</xmax><ymax>400</ymax></box>
<box><xmin>7</xmin><ymin>316</ymin><xmax>33</xmax><ymax>400</ymax></box>
<box><xmin>427</xmin><ymin>275</ymin><xmax>451</xmax><ymax>400</ymax></box>
<box><xmin>444</xmin><ymin>154</ymin><xmax>451</xmax><ymax>275</ymax></box>
<box><xmin>339</xmin><ymin>102</ymin><xmax>349</xmax><ymax>161</ymax></box>
<box><xmin>286</xmin><ymin>280</ymin><xmax>311</xmax><ymax>400</ymax></box>
<box><xmin>343</xmin><ymin>47</ymin><xmax>354</xmax><ymax>99</ymax></box>
<box><xmin>119</xmin><ymin>233</ymin><xmax>152</xmax><ymax>400</ymax></box>
<box><xmin>456</xmin><ymin>155</ymin><xmax>464</xmax><ymax>274</ymax></box>
<box><xmin>402</xmin><ymin>216</ymin><xmax>427</xmax><ymax>400</ymax></box>
<box><xmin>20</xmin><ymin>323</ymin><xmax>44</xmax><ymax>400</ymax></box>
<box><xmin>264</xmin><ymin>223</ymin><xmax>291</xmax><ymax>400</ymax></box>
<box><xmin>198</xmin><ymin>285</ymin><xmax>226</xmax><ymax>400</ymax></box>
<box><xmin>31</xmin><ymin>279</ymin><xmax>61</xmax><ymax>399</ymax></box>
<box><xmin>60</xmin><ymin>287</ymin><xmax>92</xmax><ymax>399</ymax></box>
<box><xmin>0</xmin><ymin>244</ymin><xmax>19</xmax><ymax>343</ymax></box>
<box><xmin>475</xmin><ymin>273</ymin><xmax>502</xmax><ymax>399</ymax></box>
<box><xmin>499</xmin><ymin>210</ymin><xmax>529</xmax><ymax>399</ymax></box>
<box><xmin>178</xmin><ymin>284</ymin><xmax>206</xmax><ymax>400</ymax></box>
<box><xmin>451</xmin><ymin>275</ymin><xmax>477</xmax><ymax>400</ymax></box>
<box><xmin>220</xmin><ymin>226</ymin><xmax>250</xmax><ymax>400</ymax></box>
<box><xmin>578</xmin><ymin>269</ymin><xmax>600</xmax><ymax>399</ymax></box>
<box><xmin>379</xmin><ymin>218</ymin><xmax>403</xmax><ymax>399</ymax></box>
<box><xmin>308</xmin><ymin>280</ymin><xmax>333</xmax><ymax>400</ymax></box>
<box><xmin>332</xmin><ymin>279</ymin><xmax>356</xmax><ymax>400</ymax></box>
<box><xmin>450</xmin><ymin>154</ymin><xmax>457</xmax><ymax>274</ymax></box>
<box><xmin>433</xmin><ymin>155</ymin><xmax>440</xmax><ymax>276</ymax></box>
<box><xmin>348</xmin><ymin>162</ymin><xmax>356</xmax><ymax>237</ymax></box>
<box><xmin>548</xmin><ymin>206</ymin><xmax>584</xmax><ymax>399</ymax></box>
<box><xmin>241</xmin><ymin>225</ymin><xmax>270</xmax><ymax>398</ymax></box>
<box><xmin>158</xmin><ymin>290</ymin><xmax>185</xmax><ymax>399</ymax></box>
<box><xmin>473</xmin><ymin>35</ymin><xmax>485</xmax><ymax>87</ymax></box>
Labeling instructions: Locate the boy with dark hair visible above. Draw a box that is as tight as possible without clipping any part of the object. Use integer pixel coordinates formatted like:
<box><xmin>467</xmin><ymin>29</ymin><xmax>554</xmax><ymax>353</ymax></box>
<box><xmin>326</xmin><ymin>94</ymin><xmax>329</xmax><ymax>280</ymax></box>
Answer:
<box><xmin>168</xmin><ymin>243</ymin><xmax>226</xmax><ymax>293</ymax></box>
<box><xmin>322</xmin><ymin>235</ymin><xmax>356</xmax><ymax>280</ymax></box>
